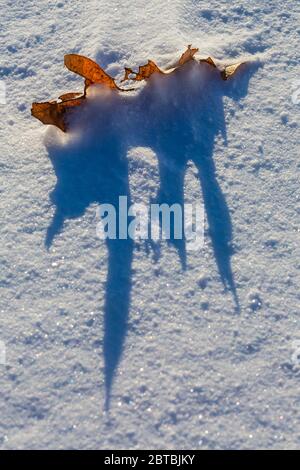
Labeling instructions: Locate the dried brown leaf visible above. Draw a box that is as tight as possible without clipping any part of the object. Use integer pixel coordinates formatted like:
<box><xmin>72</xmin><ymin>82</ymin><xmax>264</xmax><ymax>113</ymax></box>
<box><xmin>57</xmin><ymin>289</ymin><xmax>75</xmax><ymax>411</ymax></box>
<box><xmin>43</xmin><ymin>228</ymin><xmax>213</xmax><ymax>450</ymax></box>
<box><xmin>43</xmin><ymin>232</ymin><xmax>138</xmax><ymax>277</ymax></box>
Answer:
<box><xmin>32</xmin><ymin>47</ymin><xmax>248</xmax><ymax>132</ymax></box>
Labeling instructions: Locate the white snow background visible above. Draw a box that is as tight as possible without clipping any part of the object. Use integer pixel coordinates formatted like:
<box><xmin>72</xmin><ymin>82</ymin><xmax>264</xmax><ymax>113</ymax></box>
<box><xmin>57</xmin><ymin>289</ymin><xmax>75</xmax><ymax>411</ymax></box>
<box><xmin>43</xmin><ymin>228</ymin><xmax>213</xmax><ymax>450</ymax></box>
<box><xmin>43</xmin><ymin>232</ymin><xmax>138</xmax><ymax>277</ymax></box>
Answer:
<box><xmin>0</xmin><ymin>0</ymin><xmax>300</xmax><ymax>449</ymax></box>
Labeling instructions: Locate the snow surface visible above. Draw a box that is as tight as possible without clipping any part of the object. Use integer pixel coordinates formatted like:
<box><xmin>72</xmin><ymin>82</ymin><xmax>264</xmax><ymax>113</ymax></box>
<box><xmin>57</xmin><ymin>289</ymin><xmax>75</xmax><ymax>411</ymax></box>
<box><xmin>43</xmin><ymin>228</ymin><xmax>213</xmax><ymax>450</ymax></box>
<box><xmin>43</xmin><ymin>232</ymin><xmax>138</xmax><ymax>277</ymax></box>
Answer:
<box><xmin>0</xmin><ymin>0</ymin><xmax>300</xmax><ymax>450</ymax></box>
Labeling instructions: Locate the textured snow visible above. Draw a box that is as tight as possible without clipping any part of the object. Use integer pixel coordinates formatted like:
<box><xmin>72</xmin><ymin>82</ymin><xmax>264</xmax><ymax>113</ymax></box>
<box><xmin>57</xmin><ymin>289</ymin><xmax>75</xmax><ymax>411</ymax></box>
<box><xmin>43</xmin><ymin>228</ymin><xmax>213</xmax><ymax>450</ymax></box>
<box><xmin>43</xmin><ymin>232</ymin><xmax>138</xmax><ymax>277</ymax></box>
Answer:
<box><xmin>0</xmin><ymin>0</ymin><xmax>300</xmax><ymax>449</ymax></box>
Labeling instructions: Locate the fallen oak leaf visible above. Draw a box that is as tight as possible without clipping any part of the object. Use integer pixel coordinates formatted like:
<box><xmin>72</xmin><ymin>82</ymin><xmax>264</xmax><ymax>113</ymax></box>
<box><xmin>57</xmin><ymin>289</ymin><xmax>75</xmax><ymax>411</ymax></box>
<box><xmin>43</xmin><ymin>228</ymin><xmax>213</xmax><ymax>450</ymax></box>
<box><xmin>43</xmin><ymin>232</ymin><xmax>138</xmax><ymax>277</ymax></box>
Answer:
<box><xmin>31</xmin><ymin>46</ymin><xmax>248</xmax><ymax>132</ymax></box>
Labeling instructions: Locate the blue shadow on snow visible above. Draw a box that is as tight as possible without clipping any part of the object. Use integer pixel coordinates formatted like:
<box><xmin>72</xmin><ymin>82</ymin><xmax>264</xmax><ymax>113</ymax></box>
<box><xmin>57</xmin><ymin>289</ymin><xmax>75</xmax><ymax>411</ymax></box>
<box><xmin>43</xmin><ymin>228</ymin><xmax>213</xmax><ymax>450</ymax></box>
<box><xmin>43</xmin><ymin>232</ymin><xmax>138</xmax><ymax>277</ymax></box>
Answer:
<box><xmin>44</xmin><ymin>59</ymin><xmax>258</xmax><ymax>409</ymax></box>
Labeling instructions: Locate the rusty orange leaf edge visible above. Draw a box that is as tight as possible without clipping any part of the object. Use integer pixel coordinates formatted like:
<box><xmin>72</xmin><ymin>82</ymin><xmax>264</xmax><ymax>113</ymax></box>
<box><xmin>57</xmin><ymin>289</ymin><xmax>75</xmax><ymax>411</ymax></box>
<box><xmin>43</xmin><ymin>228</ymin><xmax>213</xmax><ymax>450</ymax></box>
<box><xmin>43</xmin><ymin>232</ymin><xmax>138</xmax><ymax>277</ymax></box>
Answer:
<box><xmin>31</xmin><ymin>45</ymin><xmax>246</xmax><ymax>132</ymax></box>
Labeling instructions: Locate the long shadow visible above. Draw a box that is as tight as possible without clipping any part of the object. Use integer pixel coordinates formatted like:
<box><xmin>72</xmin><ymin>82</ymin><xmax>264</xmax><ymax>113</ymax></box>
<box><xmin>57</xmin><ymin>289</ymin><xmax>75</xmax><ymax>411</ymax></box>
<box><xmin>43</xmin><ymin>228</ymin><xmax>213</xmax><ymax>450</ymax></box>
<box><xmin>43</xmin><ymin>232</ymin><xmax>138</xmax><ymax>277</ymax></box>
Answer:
<box><xmin>44</xmin><ymin>60</ymin><xmax>257</xmax><ymax>408</ymax></box>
